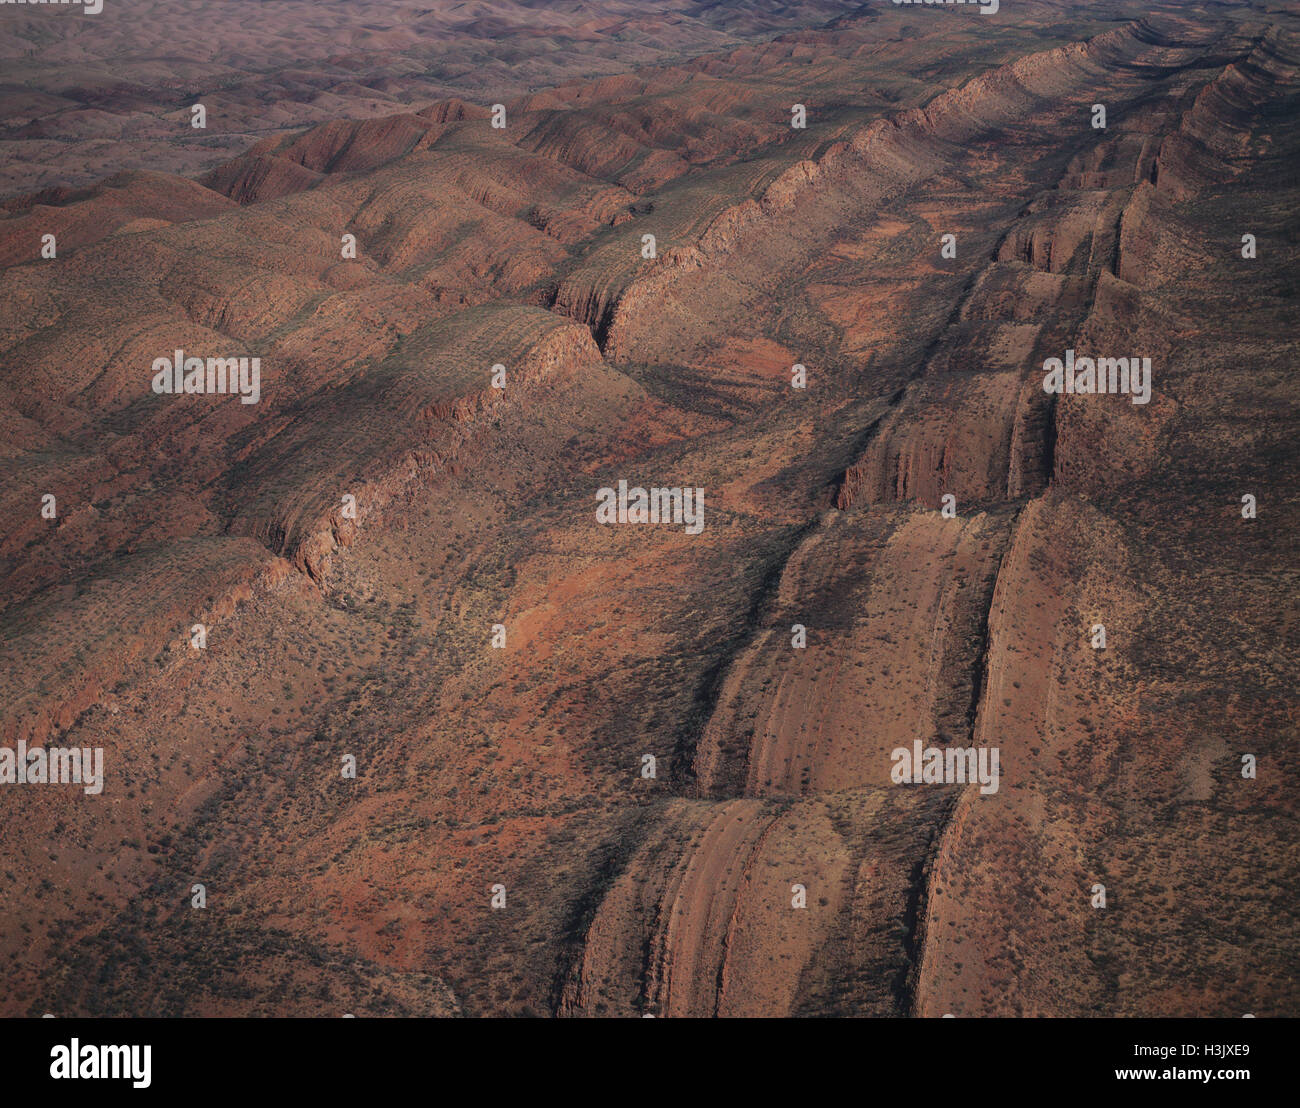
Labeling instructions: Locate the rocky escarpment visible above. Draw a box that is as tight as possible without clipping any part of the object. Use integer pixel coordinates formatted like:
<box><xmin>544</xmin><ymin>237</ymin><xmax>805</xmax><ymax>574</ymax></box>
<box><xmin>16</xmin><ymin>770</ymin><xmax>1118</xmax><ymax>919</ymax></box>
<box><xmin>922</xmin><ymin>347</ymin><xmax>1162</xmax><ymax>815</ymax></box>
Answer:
<box><xmin>559</xmin><ymin>790</ymin><xmax>952</xmax><ymax>1017</ymax></box>
<box><xmin>563</xmin><ymin>18</ymin><xmax>1186</xmax><ymax>368</ymax></box>
<box><xmin>560</xmin><ymin>11</ymin><xmax>1300</xmax><ymax>1019</ymax></box>
<box><xmin>2</xmin><ymin>3</ymin><xmax>1295</xmax><ymax>1021</ymax></box>
<box><xmin>227</xmin><ymin>308</ymin><xmax>604</xmax><ymax>581</ymax></box>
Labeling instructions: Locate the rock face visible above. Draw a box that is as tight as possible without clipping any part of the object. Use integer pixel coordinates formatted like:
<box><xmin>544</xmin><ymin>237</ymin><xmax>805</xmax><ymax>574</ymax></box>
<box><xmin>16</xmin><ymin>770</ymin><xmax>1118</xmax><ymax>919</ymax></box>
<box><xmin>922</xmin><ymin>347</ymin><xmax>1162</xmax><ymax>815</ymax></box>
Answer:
<box><xmin>0</xmin><ymin>2</ymin><xmax>1297</xmax><ymax>1019</ymax></box>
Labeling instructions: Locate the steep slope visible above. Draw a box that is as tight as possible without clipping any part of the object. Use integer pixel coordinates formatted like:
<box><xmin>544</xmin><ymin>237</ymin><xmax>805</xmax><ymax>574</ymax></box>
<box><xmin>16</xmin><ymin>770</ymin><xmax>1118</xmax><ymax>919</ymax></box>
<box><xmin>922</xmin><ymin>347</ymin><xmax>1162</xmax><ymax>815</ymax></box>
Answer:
<box><xmin>0</xmin><ymin>3</ymin><xmax>1296</xmax><ymax>1020</ymax></box>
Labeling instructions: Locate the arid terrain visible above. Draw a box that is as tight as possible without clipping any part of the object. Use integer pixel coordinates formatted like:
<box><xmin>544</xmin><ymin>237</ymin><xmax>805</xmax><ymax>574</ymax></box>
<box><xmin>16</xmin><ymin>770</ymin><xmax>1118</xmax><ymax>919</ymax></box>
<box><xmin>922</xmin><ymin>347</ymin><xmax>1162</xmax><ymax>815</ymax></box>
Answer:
<box><xmin>0</xmin><ymin>0</ymin><xmax>1297</xmax><ymax>1018</ymax></box>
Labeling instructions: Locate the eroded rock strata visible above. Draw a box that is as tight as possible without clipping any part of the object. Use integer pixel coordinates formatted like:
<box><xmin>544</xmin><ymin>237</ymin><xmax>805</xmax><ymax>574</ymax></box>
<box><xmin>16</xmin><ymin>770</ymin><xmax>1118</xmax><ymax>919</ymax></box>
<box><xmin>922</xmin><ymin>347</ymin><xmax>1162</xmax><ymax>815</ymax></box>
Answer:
<box><xmin>0</xmin><ymin>2</ymin><xmax>1296</xmax><ymax>1017</ymax></box>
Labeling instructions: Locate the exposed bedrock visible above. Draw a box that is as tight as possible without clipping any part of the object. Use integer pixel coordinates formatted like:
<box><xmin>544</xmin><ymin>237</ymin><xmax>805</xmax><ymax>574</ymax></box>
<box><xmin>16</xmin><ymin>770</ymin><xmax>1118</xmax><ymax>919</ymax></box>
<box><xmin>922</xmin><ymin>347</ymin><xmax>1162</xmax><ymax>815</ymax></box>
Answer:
<box><xmin>694</xmin><ymin>509</ymin><xmax>1011</xmax><ymax>799</ymax></box>
<box><xmin>2</xmin><ymin>3</ymin><xmax>1296</xmax><ymax>1020</ymax></box>
<box><xmin>560</xmin><ymin>790</ymin><xmax>955</xmax><ymax>1018</ymax></box>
